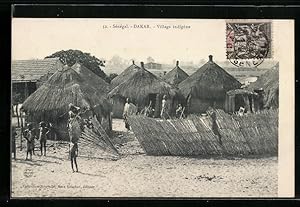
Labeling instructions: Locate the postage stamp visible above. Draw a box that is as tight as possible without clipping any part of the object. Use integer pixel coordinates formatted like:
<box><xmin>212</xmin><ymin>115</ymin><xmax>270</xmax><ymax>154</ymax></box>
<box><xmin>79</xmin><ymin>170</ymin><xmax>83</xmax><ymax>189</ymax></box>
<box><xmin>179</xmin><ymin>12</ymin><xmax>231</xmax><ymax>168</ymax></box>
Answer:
<box><xmin>226</xmin><ymin>21</ymin><xmax>272</xmax><ymax>67</ymax></box>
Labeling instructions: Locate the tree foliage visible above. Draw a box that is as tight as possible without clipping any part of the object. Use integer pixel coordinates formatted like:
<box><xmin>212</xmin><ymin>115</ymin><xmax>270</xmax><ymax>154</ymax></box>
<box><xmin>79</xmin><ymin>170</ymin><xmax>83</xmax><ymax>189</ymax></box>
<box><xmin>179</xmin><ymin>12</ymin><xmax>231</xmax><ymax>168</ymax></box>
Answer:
<box><xmin>147</xmin><ymin>56</ymin><xmax>155</xmax><ymax>63</ymax></box>
<box><xmin>106</xmin><ymin>55</ymin><xmax>131</xmax><ymax>69</ymax></box>
<box><xmin>46</xmin><ymin>49</ymin><xmax>108</xmax><ymax>81</ymax></box>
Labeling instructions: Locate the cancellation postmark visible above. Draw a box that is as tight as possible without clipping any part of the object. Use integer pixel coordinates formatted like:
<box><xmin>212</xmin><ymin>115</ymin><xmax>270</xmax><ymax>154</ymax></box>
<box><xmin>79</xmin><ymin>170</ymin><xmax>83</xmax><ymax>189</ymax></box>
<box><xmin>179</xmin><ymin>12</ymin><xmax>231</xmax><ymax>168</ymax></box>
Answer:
<box><xmin>23</xmin><ymin>168</ymin><xmax>34</xmax><ymax>178</ymax></box>
<box><xmin>226</xmin><ymin>20</ymin><xmax>272</xmax><ymax>67</ymax></box>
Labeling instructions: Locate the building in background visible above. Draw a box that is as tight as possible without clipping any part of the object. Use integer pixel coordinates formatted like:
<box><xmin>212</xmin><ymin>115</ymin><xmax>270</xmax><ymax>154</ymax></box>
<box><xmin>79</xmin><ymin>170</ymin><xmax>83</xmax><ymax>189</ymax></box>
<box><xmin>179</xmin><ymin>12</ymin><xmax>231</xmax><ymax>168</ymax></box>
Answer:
<box><xmin>12</xmin><ymin>58</ymin><xmax>63</xmax><ymax>103</ymax></box>
<box><xmin>144</xmin><ymin>62</ymin><xmax>162</xmax><ymax>70</ymax></box>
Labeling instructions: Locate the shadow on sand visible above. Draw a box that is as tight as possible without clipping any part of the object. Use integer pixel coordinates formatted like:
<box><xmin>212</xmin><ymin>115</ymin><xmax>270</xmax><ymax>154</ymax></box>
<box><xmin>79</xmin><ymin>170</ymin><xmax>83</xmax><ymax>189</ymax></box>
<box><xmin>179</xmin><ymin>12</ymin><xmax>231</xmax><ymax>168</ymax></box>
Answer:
<box><xmin>76</xmin><ymin>171</ymin><xmax>106</xmax><ymax>177</ymax></box>
<box><xmin>14</xmin><ymin>159</ymin><xmax>43</xmax><ymax>166</ymax></box>
<box><xmin>14</xmin><ymin>158</ymin><xmax>62</xmax><ymax>166</ymax></box>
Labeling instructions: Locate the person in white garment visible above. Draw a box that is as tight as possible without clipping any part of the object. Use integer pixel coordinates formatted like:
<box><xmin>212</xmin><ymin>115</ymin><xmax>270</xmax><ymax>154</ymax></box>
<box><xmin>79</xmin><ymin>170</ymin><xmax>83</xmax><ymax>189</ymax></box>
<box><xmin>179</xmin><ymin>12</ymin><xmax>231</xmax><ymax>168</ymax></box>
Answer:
<box><xmin>123</xmin><ymin>98</ymin><xmax>131</xmax><ymax>130</ymax></box>
<box><xmin>160</xmin><ymin>95</ymin><xmax>167</xmax><ymax>119</ymax></box>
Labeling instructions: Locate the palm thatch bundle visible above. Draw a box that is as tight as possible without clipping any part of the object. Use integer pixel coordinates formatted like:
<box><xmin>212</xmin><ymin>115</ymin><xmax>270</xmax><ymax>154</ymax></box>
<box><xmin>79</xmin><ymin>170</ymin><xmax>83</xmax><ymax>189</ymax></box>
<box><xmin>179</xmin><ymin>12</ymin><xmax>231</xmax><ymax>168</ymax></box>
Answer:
<box><xmin>128</xmin><ymin>108</ymin><xmax>278</xmax><ymax>156</ymax></box>
<box><xmin>109</xmin><ymin>62</ymin><xmax>180</xmax><ymax>109</ymax></box>
<box><xmin>247</xmin><ymin>63</ymin><xmax>279</xmax><ymax>108</ymax></box>
<box><xmin>110</xmin><ymin>61</ymin><xmax>142</xmax><ymax>88</ymax></box>
<box><xmin>179</xmin><ymin>55</ymin><xmax>241</xmax><ymax>100</ymax></box>
<box><xmin>163</xmin><ymin>61</ymin><xmax>188</xmax><ymax>86</ymax></box>
<box><xmin>22</xmin><ymin>64</ymin><xmax>112</xmax><ymax>140</ymax></box>
<box><xmin>80</xmin><ymin>116</ymin><xmax>120</xmax><ymax>160</ymax></box>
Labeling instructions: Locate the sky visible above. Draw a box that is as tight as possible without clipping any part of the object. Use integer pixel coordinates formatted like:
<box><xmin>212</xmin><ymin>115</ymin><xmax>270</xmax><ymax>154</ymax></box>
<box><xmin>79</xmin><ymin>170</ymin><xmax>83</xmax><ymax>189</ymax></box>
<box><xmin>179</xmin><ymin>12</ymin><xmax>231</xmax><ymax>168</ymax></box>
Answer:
<box><xmin>12</xmin><ymin>18</ymin><xmax>229</xmax><ymax>64</ymax></box>
<box><xmin>12</xmin><ymin>18</ymin><xmax>282</xmax><ymax>64</ymax></box>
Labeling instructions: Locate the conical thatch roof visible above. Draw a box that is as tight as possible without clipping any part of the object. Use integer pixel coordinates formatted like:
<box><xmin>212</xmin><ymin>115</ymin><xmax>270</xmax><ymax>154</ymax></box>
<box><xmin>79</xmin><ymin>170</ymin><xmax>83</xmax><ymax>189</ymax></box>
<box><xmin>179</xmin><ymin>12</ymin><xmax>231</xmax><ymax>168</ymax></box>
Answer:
<box><xmin>110</xmin><ymin>61</ymin><xmax>142</xmax><ymax>88</ymax></box>
<box><xmin>108</xmin><ymin>62</ymin><xmax>179</xmax><ymax>106</ymax></box>
<box><xmin>22</xmin><ymin>64</ymin><xmax>111</xmax><ymax>121</ymax></box>
<box><xmin>163</xmin><ymin>61</ymin><xmax>188</xmax><ymax>86</ymax></box>
<box><xmin>71</xmin><ymin>62</ymin><xmax>111</xmax><ymax>93</ymax></box>
<box><xmin>178</xmin><ymin>55</ymin><xmax>241</xmax><ymax>100</ymax></box>
<box><xmin>247</xmin><ymin>63</ymin><xmax>279</xmax><ymax>108</ymax></box>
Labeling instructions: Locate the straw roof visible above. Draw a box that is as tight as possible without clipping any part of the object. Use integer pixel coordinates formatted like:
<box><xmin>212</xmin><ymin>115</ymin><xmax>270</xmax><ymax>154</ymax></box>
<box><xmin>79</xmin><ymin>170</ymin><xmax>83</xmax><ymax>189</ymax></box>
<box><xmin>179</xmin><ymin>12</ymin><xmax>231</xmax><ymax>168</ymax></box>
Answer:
<box><xmin>110</xmin><ymin>61</ymin><xmax>142</xmax><ymax>88</ymax></box>
<box><xmin>179</xmin><ymin>55</ymin><xmax>241</xmax><ymax>100</ymax></box>
<box><xmin>108</xmin><ymin>62</ymin><xmax>179</xmax><ymax>106</ymax></box>
<box><xmin>247</xmin><ymin>63</ymin><xmax>279</xmax><ymax>108</ymax></box>
<box><xmin>22</xmin><ymin>64</ymin><xmax>112</xmax><ymax>121</ymax></box>
<box><xmin>163</xmin><ymin>61</ymin><xmax>188</xmax><ymax>86</ymax></box>
<box><xmin>71</xmin><ymin>62</ymin><xmax>111</xmax><ymax>93</ymax></box>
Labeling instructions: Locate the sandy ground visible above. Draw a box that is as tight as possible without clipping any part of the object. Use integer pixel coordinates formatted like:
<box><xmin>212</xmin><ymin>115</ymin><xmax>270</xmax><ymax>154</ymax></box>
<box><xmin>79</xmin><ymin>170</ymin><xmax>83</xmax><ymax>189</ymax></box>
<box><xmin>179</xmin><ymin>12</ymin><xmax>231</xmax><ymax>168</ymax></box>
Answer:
<box><xmin>11</xmin><ymin>119</ymin><xmax>278</xmax><ymax>198</ymax></box>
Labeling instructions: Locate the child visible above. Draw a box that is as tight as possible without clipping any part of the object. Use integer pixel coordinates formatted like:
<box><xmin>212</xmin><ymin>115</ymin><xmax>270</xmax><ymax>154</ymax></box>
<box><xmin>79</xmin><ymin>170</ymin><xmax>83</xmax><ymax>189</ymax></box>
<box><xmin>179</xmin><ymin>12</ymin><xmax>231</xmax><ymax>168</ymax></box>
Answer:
<box><xmin>70</xmin><ymin>142</ymin><xmax>79</xmax><ymax>173</ymax></box>
<box><xmin>23</xmin><ymin>123</ymin><xmax>35</xmax><ymax>160</ymax></box>
<box><xmin>39</xmin><ymin>121</ymin><xmax>49</xmax><ymax>156</ymax></box>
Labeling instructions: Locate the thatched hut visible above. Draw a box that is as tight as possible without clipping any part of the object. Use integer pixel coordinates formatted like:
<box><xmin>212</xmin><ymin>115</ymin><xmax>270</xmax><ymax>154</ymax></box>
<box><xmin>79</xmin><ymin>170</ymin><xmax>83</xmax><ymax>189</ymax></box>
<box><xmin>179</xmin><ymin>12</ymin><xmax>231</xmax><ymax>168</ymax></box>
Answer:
<box><xmin>110</xmin><ymin>61</ymin><xmax>142</xmax><ymax>88</ymax></box>
<box><xmin>109</xmin><ymin>62</ymin><xmax>181</xmax><ymax>118</ymax></box>
<box><xmin>247</xmin><ymin>63</ymin><xmax>279</xmax><ymax>109</ymax></box>
<box><xmin>109</xmin><ymin>61</ymin><xmax>142</xmax><ymax>117</ymax></box>
<box><xmin>22</xmin><ymin>63</ymin><xmax>112</xmax><ymax>140</ymax></box>
<box><xmin>178</xmin><ymin>55</ymin><xmax>242</xmax><ymax>114</ymax></box>
<box><xmin>163</xmin><ymin>61</ymin><xmax>188</xmax><ymax>86</ymax></box>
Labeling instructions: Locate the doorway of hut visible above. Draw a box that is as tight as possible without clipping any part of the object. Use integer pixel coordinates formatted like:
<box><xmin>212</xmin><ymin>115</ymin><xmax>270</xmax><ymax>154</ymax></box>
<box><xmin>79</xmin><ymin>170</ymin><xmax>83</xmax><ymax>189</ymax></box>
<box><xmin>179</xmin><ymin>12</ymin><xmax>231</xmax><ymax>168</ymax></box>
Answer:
<box><xmin>234</xmin><ymin>94</ymin><xmax>253</xmax><ymax>113</ymax></box>
<box><xmin>147</xmin><ymin>93</ymin><xmax>161</xmax><ymax>118</ymax></box>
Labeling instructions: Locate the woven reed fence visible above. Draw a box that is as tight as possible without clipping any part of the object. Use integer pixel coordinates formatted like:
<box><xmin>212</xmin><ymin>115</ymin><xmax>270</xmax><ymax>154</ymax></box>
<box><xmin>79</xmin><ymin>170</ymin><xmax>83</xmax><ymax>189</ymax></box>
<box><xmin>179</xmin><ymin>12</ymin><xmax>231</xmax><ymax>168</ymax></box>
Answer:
<box><xmin>79</xmin><ymin>116</ymin><xmax>120</xmax><ymax>159</ymax></box>
<box><xmin>127</xmin><ymin>109</ymin><xmax>278</xmax><ymax>156</ymax></box>
<box><xmin>211</xmin><ymin>109</ymin><xmax>278</xmax><ymax>155</ymax></box>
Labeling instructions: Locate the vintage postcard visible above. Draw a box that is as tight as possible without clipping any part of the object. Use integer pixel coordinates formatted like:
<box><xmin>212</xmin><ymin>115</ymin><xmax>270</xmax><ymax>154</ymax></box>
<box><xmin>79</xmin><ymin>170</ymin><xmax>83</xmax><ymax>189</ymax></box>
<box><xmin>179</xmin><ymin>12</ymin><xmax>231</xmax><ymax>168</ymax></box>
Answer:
<box><xmin>11</xmin><ymin>18</ymin><xmax>294</xmax><ymax>197</ymax></box>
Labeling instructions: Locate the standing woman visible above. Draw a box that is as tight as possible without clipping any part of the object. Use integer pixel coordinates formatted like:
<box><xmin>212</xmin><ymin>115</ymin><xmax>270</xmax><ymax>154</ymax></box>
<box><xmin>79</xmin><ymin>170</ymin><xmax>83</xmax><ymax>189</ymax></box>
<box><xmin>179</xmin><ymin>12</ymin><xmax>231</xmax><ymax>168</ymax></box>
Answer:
<box><xmin>68</xmin><ymin>103</ymin><xmax>81</xmax><ymax>172</ymax></box>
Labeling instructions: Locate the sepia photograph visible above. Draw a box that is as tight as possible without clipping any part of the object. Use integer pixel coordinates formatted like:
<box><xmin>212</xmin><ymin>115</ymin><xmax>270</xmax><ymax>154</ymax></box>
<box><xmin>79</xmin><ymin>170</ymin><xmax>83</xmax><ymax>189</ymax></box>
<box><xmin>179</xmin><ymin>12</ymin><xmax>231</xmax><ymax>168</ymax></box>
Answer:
<box><xmin>10</xmin><ymin>18</ymin><xmax>294</xmax><ymax>198</ymax></box>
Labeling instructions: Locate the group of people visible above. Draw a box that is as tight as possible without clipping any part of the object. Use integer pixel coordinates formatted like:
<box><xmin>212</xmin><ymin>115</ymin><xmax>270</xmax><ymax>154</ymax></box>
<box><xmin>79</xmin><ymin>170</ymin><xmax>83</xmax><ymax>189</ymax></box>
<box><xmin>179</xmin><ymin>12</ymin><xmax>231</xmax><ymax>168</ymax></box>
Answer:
<box><xmin>22</xmin><ymin>121</ymin><xmax>50</xmax><ymax>160</ymax></box>
<box><xmin>161</xmin><ymin>95</ymin><xmax>185</xmax><ymax>119</ymax></box>
<box><xmin>13</xmin><ymin>103</ymin><xmax>85</xmax><ymax>173</ymax></box>
<box><xmin>122</xmin><ymin>95</ymin><xmax>186</xmax><ymax>130</ymax></box>
<box><xmin>11</xmin><ymin>99</ymin><xmax>114</xmax><ymax>175</ymax></box>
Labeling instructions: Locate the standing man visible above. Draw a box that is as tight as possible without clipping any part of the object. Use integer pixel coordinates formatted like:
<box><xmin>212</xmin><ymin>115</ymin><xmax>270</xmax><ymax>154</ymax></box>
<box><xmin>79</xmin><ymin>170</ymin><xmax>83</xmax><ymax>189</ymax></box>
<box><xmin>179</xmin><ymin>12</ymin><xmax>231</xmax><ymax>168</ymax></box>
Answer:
<box><xmin>68</xmin><ymin>103</ymin><xmax>81</xmax><ymax>172</ymax></box>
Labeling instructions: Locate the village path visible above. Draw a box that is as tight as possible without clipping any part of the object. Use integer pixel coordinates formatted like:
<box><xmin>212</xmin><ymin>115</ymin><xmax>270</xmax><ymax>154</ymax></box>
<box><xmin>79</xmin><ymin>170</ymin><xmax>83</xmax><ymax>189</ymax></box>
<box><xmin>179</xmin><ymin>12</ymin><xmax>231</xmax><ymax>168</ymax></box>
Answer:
<box><xmin>11</xmin><ymin>119</ymin><xmax>277</xmax><ymax>197</ymax></box>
